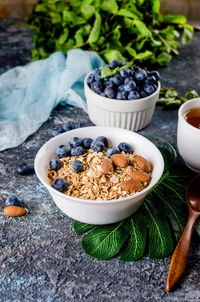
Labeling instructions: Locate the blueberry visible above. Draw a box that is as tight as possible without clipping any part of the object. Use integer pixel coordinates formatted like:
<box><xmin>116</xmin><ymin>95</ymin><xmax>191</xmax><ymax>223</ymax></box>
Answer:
<box><xmin>63</xmin><ymin>122</ymin><xmax>73</xmax><ymax>132</ymax></box>
<box><xmin>132</xmin><ymin>65</ymin><xmax>140</xmax><ymax>72</ymax></box>
<box><xmin>69</xmin><ymin>137</ymin><xmax>82</xmax><ymax>148</ymax></box>
<box><xmin>91</xmin><ymin>140</ymin><xmax>105</xmax><ymax>152</ymax></box>
<box><xmin>87</xmin><ymin>73</ymin><xmax>95</xmax><ymax>85</ymax></box>
<box><xmin>100</xmin><ymin>92</ymin><xmax>106</xmax><ymax>97</ymax></box>
<box><xmin>52</xmin><ymin>126</ymin><xmax>64</xmax><ymax>137</ymax></box>
<box><xmin>128</xmin><ymin>91</ymin><xmax>140</xmax><ymax>100</ymax></box>
<box><xmin>96</xmin><ymin>136</ymin><xmax>108</xmax><ymax>148</ymax></box>
<box><xmin>144</xmin><ymin>76</ymin><xmax>157</xmax><ymax>86</ymax></box>
<box><xmin>52</xmin><ymin>178</ymin><xmax>67</xmax><ymax>192</ymax></box>
<box><xmin>5</xmin><ymin>195</ymin><xmax>22</xmax><ymax>207</ymax></box>
<box><xmin>148</xmin><ymin>70</ymin><xmax>160</xmax><ymax>81</ymax></box>
<box><xmin>124</xmin><ymin>77</ymin><xmax>132</xmax><ymax>85</ymax></box>
<box><xmin>134</xmin><ymin>69</ymin><xmax>147</xmax><ymax>82</ymax></box>
<box><xmin>120</xmin><ymin>68</ymin><xmax>129</xmax><ymax>78</ymax></box>
<box><xmin>124</xmin><ymin>80</ymin><xmax>136</xmax><ymax>92</ymax></box>
<box><xmin>128</xmin><ymin>69</ymin><xmax>133</xmax><ymax>77</ymax></box>
<box><xmin>103</xmin><ymin>77</ymin><xmax>110</xmax><ymax>83</ymax></box>
<box><xmin>91</xmin><ymin>81</ymin><xmax>103</xmax><ymax>94</ymax></box>
<box><xmin>144</xmin><ymin>84</ymin><xmax>155</xmax><ymax>95</ymax></box>
<box><xmin>112</xmin><ymin>74</ymin><xmax>123</xmax><ymax>86</ymax></box>
<box><xmin>83</xmin><ymin>137</ymin><xmax>93</xmax><ymax>149</ymax></box>
<box><xmin>55</xmin><ymin>145</ymin><xmax>70</xmax><ymax>158</ymax></box>
<box><xmin>140</xmin><ymin>90</ymin><xmax>148</xmax><ymax>98</ymax></box>
<box><xmin>71</xmin><ymin>146</ymin><xmax>83</xmax><ymax>156</ymax></box>
<box><xmin>118</xmin><ymin>142</ymin><xmax>132</xmax><ymax>153</ymax></box>
<box><xmin>16</xmin><ymin>163</ymin><xmax>33</xmax><ymax>175</ymax></box>
<box><xmin>118</xmin><ymin>84</ymin><xmax>124</xmax><ymax>92</ymax></box>
<box><xmin>106</xmin><ymin>147</ymin><xmax>120</xmax><ymax>157</ymax></box>
<box><xmin>110</xmin><ymin>60</ymin><xmax>119</xmax><ymax>69</ymax></box>
<box><xmin>105</xmin><ymin>81</ymin><xmax>115</xmax><ymax>89</ymax></box>
<box><xmin>49</xmin><ymin>157</ymin><xmax>61</xmax><ymax>171</ymax></box>
<box><xmin>72</xmin><ymin>160</ymin><xmax>84</xmax><ymax>173</ymax></box>
<box><xmin>94</xmin><ymin>69</ymin><xmax>101</xmax><ymax>81</ymax></box>
<box><xmin>104</xmin><ymin>87</ymin><xmax>116</xmax><ymax>99</ymax></box>
<box><xmin>74</xmin><ymin>122</ymin><xmax>84</xmax><ymax>129</ymax></box>
<box><xmin>116</xmin><ymin>91</ymin><xmax>128</xmax><ymax>100</ymax></box>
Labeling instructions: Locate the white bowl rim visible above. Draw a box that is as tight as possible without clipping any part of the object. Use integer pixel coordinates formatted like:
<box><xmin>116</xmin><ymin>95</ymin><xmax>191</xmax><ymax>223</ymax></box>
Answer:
<box><xmin>84</xmin><ymin>71</ymin><xmax>161</xmax><ymax>104</ymax></box>
<box><xmin>178</xmin><ymin>97</ymin><xmax>200</xmax><ymax>133</ymax></box>
<box><xmin>34</xmin><ymin>126</ymin><xmax>164</xmax><ymax>205</ymax></box>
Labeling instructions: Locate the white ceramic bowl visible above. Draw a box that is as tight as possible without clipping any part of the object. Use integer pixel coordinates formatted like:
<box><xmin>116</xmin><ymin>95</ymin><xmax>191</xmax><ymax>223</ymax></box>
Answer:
<box><xmin>177</xmin><ymin>98</ymin><xmax>200</xmax><ymax>173</ymax></box>
<box><xmin>84</xmin><ymin>73</ymin><xmax>160</xmax><ymax>132</ymax></box>
<box><xmin>34</xmin><ymin>126</ymin><xmax>164</xmax><ymax>225</ymax></box>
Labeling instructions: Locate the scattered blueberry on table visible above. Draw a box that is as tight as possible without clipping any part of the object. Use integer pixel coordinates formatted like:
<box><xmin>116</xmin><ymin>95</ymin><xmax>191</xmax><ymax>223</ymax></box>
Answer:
<box><xmin>87</xmin><ymin>60</ymin><xmax>160</xmax><ymax>100</ymax></box>
<box><xmin>16</xmin><ymin>162</ymin><xmax>33</xmax><ymax>175</ymax></box>
<box><xmin>52</xmin><ymin>121</ymin><xmax>86</xmax><ymax>136</ymax></box>
<box><xmin>52</xmin><ymin>178</ymin><xmax>67</xmax><ymax>192</ymax></box>
<box><xmin>5</xmin><ymin>195</ymin><xmax>23</xmax><ymax>207</ymax></box>
<box><xmin>72</xmin><ymin>160</ymin><xmax>84</xmax><ymax>173</ymax></box>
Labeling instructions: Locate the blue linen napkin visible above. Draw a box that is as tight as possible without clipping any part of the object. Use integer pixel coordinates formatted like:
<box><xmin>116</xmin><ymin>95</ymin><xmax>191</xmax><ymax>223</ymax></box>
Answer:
<box><xmin>0</xmin><ymin>49</ymin><xmax>104</xmax><ymax>151</ymax></box>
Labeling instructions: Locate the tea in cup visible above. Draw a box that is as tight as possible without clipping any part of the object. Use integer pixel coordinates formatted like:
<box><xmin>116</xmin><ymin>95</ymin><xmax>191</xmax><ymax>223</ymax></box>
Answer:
<box><xmin>177</xmin><ymin>98</ymin><xmax>200</xmax><ymax>173</ymax></box>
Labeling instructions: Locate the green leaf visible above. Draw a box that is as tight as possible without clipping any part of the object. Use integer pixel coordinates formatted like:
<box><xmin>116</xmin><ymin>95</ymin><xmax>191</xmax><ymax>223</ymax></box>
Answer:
<box><xmin>101</xmin><ymin>61</ymin><xmax>134</xmax><ymax>78</ymax></box>
<box><xmin>185</xmin><ymin>90</ymin><xmax>199</xmax><ymax>99</ymax></box>
<box><xmin>35</xmin><ymin>4</ymin><xmax>47</xmax><ymax>13</ymax></box>
<box><xmin>58</xmin><ymin>29</ymin><xmax>69</xmax><ymax>44</ymax></box>
<box><xmin>135</xmin><ymin>50</ymin><xmax>152</xmax><ymax>61</ymax></box>
<box><xmin>81</xmin><ymin>4</ymin><xmax>95</xmax><ymax>19</ymax></box>
<box><xmin>157</xmin><ymin>52</ymin><xmax>172</xmax><ymax>66</ymax></box>
<box><xmin>134</xmin><ymin>20</ymin><xmax>151</xmax><ymax>37</ymax></box>
<box><xmin>88</xmin><ymin>12</ymin><xmax>101</xmax><ymax>44</ymax></box>
<box><xmin>145</xmin><ymin>202</ymin><xmax>174</xmax><ymax>258</ymax></box>
<box><xmin>75</xmin><ymin>28</ymin><xmax>84</xmax><ymax>45</ymax></box>
<box><xmin>74</xmin><ymin>221</ymin><xmax>94</xmax><ymax>234</ymax></box>
<box><xmin>151</xmin><ymin>0</ymin><xmax>160</xmax><ymax>15</ymax></box>
<box><xmin>82</xmin><ymin>222</ymin><xmax>129</xmax><ymax>259</ymax></box>
<box><xmin>100</xmin><ymin>0</ymin><xmax>118</xmax><ymax>14</ymax></box>
<box><xmin>117</xmin><ymin>9</ymin><xmax>139</xmax><ymax>19</ymax></box>
<box><xmin>181</xmin><ymin>24</ymin><xmax>194</xmax><ymax>44</ymax></box>
<box><xmin>120</xmin><ymin>215</ymin><xmax>146</xmax><ymax>261</ymax></box>
<box><xmin>160</xmin><ymin>14</ymin><xmax>187</xmax><ymax>25</ymax></box>
<box><xmin>102</xmin><ymin>49</ymin><xmax>125</xmax><ymax>64</ymax></box>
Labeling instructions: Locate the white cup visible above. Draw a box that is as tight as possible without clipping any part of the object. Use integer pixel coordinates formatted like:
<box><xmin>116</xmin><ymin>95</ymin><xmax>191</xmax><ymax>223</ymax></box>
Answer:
<box><xmin>177</xmin><ymin>98</ymin><xmax>200</xmax><ymax>173</ymax></box>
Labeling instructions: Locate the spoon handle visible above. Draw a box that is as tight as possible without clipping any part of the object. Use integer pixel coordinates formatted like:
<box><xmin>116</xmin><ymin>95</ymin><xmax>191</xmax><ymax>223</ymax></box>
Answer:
<box><xmin>166</xmin><ymin>210</ymin><xmax>199</xmax><ymax>292</ymax></box>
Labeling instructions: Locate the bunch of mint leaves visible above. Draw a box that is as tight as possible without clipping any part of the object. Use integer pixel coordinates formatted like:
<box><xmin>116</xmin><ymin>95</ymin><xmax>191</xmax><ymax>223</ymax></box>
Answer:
<box><xmin>27</xmin><ymin>0</ymin><xmax>193</xmax><ymax>66</ymax></box>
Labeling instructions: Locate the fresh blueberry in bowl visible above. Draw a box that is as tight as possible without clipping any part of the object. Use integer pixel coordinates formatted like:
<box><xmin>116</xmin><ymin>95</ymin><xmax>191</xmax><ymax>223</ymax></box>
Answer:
<box><xmin>52</xmin><ymin>178</ymin><xmax>67</xmax><ymax>192</ymax></box>
<box><xmin>148</xmin><ymin>70</ymin><xmax>160</xmax><ymax>81</ymax></box>
<box><xmin>72</xmin><ymin>160</ymin><xmax>84</xmax><ymax>173</ymax></box>
<box><xmin>96</xmin><ymin>136</ymin><xmax>108</xmax><ymax>148</ymax></box>
<box><xmin>91</xmin><ymin>81</ymin><xmax>103</xmax><ymax>94</ymax></box>
<box><xmin>49</xmin><ymin>157</ymin><xmax>61</xmax><ymax>171</ymax></box>
<box><xmin>117</xmin><ymin>91</ymin><xmax>128</xmax><ymax>100</ymax></box>
<box><xmin>120</xmin><ymin>68</ymin><xmax>129</xmax><ymax>78</ymax></box>
<box><xmin>87</xmin><ymin>73</ymin><xmax>95</xmax><ymax>85</ymax></box>
<box><xmin>69</xmin><ymin>137</ymin><xmax>82</xmax><ymax>148</ymax></box>
<box><xmin>118</xmin><ymin>142</ymin><xmax>132</xmax><ymax>153</ymax></box>
<box><xmin>144</xmin><ymin>85</ymin><xmax>155</xmax><ymax>95</ymax></box>
<box><xmin>104</xmin><ymin>87</ymin><xmax>116</xmax><ymax>99</ymax></box>
<box><xmin>128</xmin><ymin>91</ymin><xmax>140</xmax><ymax>100</ymax></box>
<box><xmin>91</xmin><ymin>140</ymin><xmax>105</xmax><ymax>152</ymax></box>
<box><xmin>83</xmin><ymin>138</ymin><xmax>93</xmax><ymax>149</ymax></box>
<box><xmin>134</xmin><ymin>69</ymin><xmax>147</xmax><ymax>82</ymax></box>
<box><xmin>106</xmin><ymin>147</ymin><xmax>120</xmax><ymax>157</ymax></box>
<box><xmin>71</xmin><ymin>146</ymin><xmax>83</xmax><ymax>156</ymax></box>
<box><xmin>56</xmin><ymin>145</ymin><xmax>70</xmax><ymax>158</ymax></box>
<box><xmin>124</xmin><ymin>80</ymin><xmax>136</xmax><ymax>92</ymax></box>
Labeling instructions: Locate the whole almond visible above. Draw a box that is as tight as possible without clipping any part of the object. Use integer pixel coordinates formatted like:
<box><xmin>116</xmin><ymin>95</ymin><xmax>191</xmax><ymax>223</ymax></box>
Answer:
<box><xmin>130</xmin><ymin>170</ymin><xmax>150</xmax><ymax>182</ymax></box>
<box><xmin>120</xmin><ymin>179</ymin><xmax>143</xmax><ymax>192</ymax></box>
<box><xmin>101</xmin><ymin>158</ymin><xmax>114</xmax><ymax>174</ymax></box>
<box><xmin>111</xmin><ymin>154</ymin><xmax>128</xmax><ymax>168</ymax></box>
<box><xmin>3</xmin><ymin>206</ymin><xmax>28</xmax><ymax>217</ymax></box>
<box><xmin>134</xmin><ymin>155</ymin><xmax>152</xmax><ymax>172</ymax></box>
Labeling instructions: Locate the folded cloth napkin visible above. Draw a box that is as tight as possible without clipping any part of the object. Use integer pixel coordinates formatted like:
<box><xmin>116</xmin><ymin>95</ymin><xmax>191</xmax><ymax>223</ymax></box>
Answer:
<box><xmin>0</xmin><ymin>49</ymin><xmax>104</xmax><ymax>151</ymax></box>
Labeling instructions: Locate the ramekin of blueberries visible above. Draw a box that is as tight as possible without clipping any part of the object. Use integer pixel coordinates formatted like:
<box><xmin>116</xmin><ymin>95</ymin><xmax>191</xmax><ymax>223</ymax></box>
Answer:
<box><xmin>84</xmin><ymin>60</ymin><xmax>160</xmax><ymax>132</ymax></box>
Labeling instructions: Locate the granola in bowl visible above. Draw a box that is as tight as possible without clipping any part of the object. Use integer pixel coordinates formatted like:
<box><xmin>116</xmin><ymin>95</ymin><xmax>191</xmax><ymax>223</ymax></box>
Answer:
<box><xmin>48</xmin><ymin>136</ymin><xmax>152</xmax><ymax>201</ymax></box>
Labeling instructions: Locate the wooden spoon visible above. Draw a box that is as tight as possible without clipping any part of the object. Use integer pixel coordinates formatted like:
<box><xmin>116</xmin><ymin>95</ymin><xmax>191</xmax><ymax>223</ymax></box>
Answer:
<box><xmin>166</xmin><ymin>174</ymin><xmax>200</xmax><ymax>292</ymax></box>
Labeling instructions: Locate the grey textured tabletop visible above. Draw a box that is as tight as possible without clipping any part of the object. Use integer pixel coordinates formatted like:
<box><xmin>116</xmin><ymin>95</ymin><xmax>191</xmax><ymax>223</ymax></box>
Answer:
<box><xmin>0</xmin><ymin>19</ymin><xmax>200</xmax><ymax>302</ymax></box>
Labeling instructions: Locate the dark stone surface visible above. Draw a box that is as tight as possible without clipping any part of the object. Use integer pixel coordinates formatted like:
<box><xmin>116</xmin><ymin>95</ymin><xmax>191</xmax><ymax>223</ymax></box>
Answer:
<box><xmin>0</xmin><ymin>19</ymin><xmax>200</xmax><ymax>302</ymax></box>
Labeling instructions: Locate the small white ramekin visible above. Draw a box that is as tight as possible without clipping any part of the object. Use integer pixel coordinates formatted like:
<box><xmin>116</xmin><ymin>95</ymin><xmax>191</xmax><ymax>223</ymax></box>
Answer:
<box><xmin>177</xmin><ymin>98</ymin><xmax>200</xmax><ymax>173</ymax></box>
<box><xmin>84</xmin><ymin>74</ymin><xmax>160</xmax><ymax>131</ymax></box>
<box><xmin>34</xmin><ymin>126</ymin><xmax>164</xmax><ymax>225</ymax></box>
